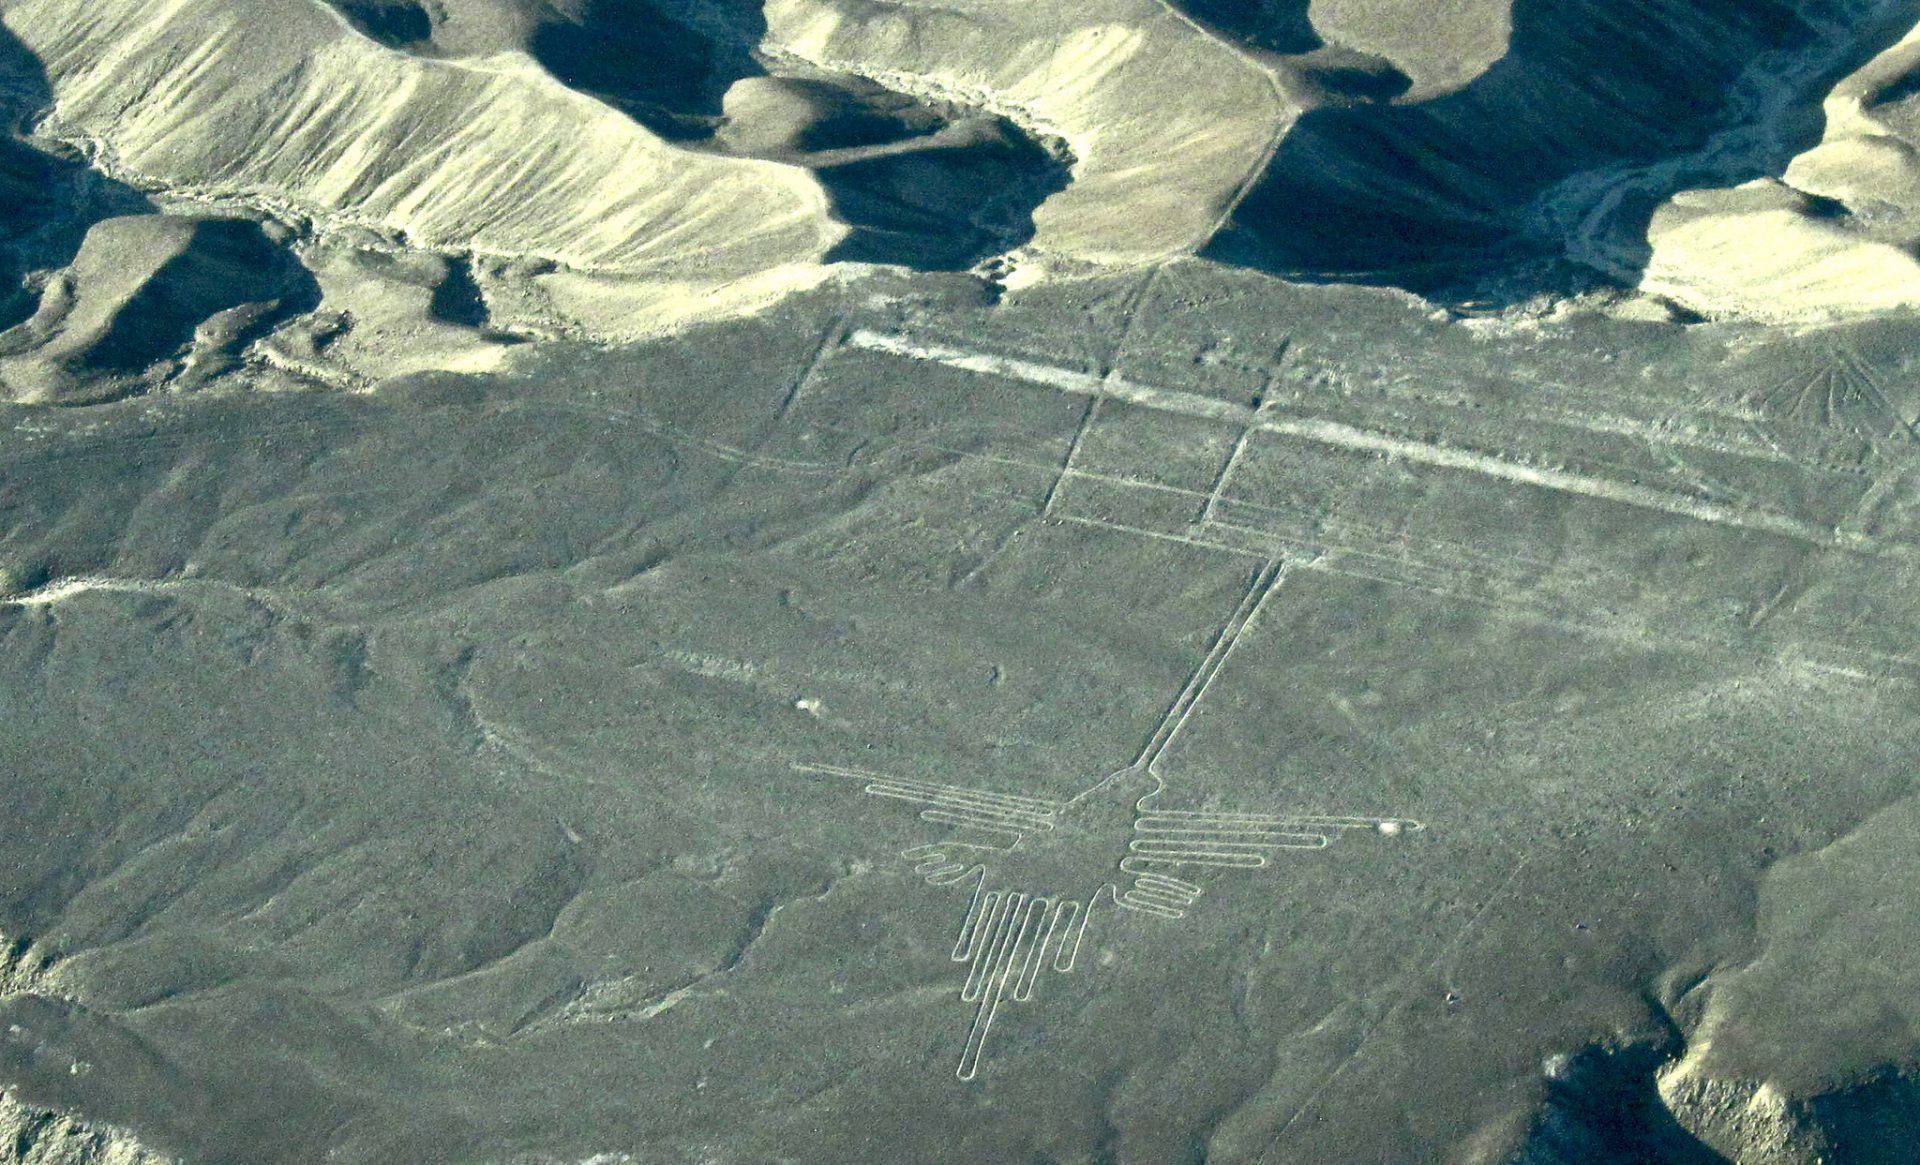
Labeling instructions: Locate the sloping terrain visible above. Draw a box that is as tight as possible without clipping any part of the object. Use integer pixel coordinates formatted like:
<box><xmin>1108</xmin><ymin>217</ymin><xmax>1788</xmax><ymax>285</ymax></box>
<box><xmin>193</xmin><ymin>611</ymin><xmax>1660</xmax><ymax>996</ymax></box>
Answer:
<box><xmin>1645</xmin><ymin>16</ymin><xmax>1920</xmax><ymax>321</ymax></box>
<box><xmin>9</xmin><ymin>4</ymin><xmax>1920</xmax><ymax>1165</ymax></box>
<box><xmin>4</xmin><ymin>0</ymin><xmax>1920</xmax><ymax>372</ymax></box>
<box><xmin>1205</xmin><ymin>0</ymin><xmax>1920</xmax><ymax>302</ymax></box>
<box><xmin>2</xmin><ymin>261</ymin><xmax>1920</xmax><ymax>1164</ymax></box>
<box><xmin>0</xmin><ymin>214</ymin><xmax>316</xmax><ymax>405</ymax></box>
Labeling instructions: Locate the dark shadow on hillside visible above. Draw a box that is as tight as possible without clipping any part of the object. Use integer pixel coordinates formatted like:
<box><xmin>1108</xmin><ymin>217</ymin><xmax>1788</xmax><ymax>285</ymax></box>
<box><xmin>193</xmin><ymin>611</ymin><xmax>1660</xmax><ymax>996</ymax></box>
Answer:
<box><xmin>1512</xmin><ymin>1040</ymin><xmax>1732</xmax><ymax>1165</ymax></box>
<box><xmin>531</xmin><ymin>0</ymin><xmax>1068</xmax><ymax>270</ymax></box>
<box><xmin>531</xmin><ymin>0</ymin><xmax>767</xmax><ymax>140</ymax></box>
<box><xmin>0</xmin><ymin>26</ymin><xmax>153</xmax><ymax>332</ymax></box>
<box><xmin>326</xmin><ymin>0</ymin><xmax>435</xmax><ymax>48</ymax></box>
<box><xmin>322</xmin><ymin>0</ymin><xmax>766</xmax><ymax>140</ymax></box>
<box><xmin>1204</xmin><ymin>0</ymin><xmax>1920</xmax><ymax>307</ymax></box>
<box><xmin>1168</xmin><ymin>0</ymin><xmax>1320</xmax><ymax>55</ymax></box>
<box><xmin>817</xmin><ymin>117</ymin><xmax>1070</xmax><ymax>271</ymax></box>
<box><xmin>1803</xmin><ymin>1070</ymin><xmax>1920</xmax><ymax>1165</ymax></box>
<box><xmin>0</xmin><ymin>27</ymin><xmax>323</xmax><ymax>404</ymax></box>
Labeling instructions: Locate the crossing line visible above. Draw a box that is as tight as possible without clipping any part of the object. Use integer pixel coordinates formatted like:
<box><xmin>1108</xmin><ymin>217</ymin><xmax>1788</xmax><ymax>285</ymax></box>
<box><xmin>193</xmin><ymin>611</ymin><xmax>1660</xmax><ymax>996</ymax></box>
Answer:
<box><xmin>846</xmin><ymin>329</ymin><xmax>1845</xmax><ymax>546</ymax></box>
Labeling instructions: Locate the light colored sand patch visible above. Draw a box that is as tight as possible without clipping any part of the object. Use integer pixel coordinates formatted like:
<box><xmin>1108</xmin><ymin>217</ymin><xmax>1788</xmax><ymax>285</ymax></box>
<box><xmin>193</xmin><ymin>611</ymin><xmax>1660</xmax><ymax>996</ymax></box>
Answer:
<box><xmin>266</xmin><ymin>238</ymin><xmax>515</xmax><ymax>382</ymax></box>
<box><xmin>1642</xmin><ymin>181</ymin><xmax>1920</xmax><ymax>322</ymax></box>
<box><xmin>1308</xmin><ymin>0</ymin><xmax>1511</xmax><ymax>99</ymax></box>
<box><xmin>1641</xmin><ymin>9</ymin><xmax>1920</xmax><ymax>323</ymax></box>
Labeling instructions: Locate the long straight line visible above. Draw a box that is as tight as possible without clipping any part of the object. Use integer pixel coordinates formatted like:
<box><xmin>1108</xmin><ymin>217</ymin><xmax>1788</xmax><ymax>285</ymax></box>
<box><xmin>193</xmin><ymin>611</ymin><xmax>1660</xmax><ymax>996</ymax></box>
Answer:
<box><xmin>846</xmin><ymin>329</ymin><xmax>1843</xmax><ymax>546</ymax></box>
<box><xmin>1042</xmin><ymin>396</ymin><xmax>1101</xmax><ymax>516</ymax></box>
<box><xmin>773</xmin><ymin>312</ymin><xmax>847</xmax><ymax>420</ymax></box>
<box><xmin>1135</xmin><ymin>559</ymin><xmax>1287</xmax><ymax>770</ymax></box>
<box><xmin>1202</xmin><ymin>388</ymin><xmax>1265</xmax><ymax>525</ymax></box>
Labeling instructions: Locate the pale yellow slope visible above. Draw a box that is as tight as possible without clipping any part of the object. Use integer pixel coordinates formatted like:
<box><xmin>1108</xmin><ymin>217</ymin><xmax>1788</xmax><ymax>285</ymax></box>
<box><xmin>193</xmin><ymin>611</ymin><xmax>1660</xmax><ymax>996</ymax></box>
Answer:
<box><xmin>763</xmin><ymin>0</ymin><xmax>1290</xmax><ymax>269</ymax></box>
<box><xmin>1643</xmin><ymin>15</ymin><xmax>1920</xmax><ymax>323</ymax></box>
<box><xmin>2</xmin><ymin>0</ymin><xmax>841</xmax><ymax>336</ymax></box>
<box><xmin>1</xmin><ymin>0</ymin><xmax>1299</xmax><ymax>340</ymax></box>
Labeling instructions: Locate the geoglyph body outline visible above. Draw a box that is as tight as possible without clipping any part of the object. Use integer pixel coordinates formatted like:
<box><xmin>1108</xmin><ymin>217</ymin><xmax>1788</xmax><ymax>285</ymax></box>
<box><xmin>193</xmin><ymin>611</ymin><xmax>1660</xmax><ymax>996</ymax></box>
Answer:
<box><xmin>797</xmin><ymin>560</ymin><xmax>1423</xmax><ymax>1080</ymax></box>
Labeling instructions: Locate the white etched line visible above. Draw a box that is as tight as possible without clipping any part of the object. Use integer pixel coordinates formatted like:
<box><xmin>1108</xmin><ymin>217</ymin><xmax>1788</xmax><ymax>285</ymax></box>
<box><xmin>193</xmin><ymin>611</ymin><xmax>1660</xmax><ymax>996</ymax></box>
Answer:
<box><xmin>1134</xmin><ymin>559</ymin><xmax>1283</xmax><ymax>766</ymax></box>
<box><xmin>864</xmin><ymin>784</ymin><xmax>1057</xmax><ymax>823</ymax></box>
<box><xmin>1118</xmin><ymin>870</ymin><xmax>1205</xmax><ymax>918</ymax></box>
<box><xmin>1017</xmin><ymin>902</ymin><xmax>1066</xmax><ymax>1001</ymax></box>
<box><xmin>957</xmin><ymin>898</ymin><xmax>1032</xmax><ymax>1081</ymax></box>
<box><xmin>904</xmin><ymin>843</ymin><xmax>994</xmax><ymax>884</ymax></box>
<box><xmin>1052</xmin><ymin>898</ymin><xmax>1090</xmax><ymax>973</ymax></box>
<box><xmin>866</xmin><ymin>788</ymin><xmax>1055</xmax><ymax>824</ymax></box>
<box><xmin>774</xmin><ymin>313</ymin><xmax>846</xmax><ymax>417</ymax></box>
<box><xmin>847</xmin><ymin>330</ymin><xmax>1839</xmax><ymax>544</ymax></box>
<box><xmin>961</xmin><ymin>893</ymin><xmax>1016</xmax><ymax>1002</ymax></box>
<box><xmin>1125</xmin><ymin>843</ymin><xmax>1275</xmax><ymax>866</ymax></box>
<box><xmin>1136</xmin><ymin>819</ymin><xmax>1344</xmax><ymax>838</ymax></box>
<box><xmin>919</xmin><ymin>808</ymin><xmax>1055</xmax><ymax>834</ymax></box>
<box><xmin>957</xmin><ymin>892</ymin><xmax>1036</xmax><ymax>1080</ymax></box>
<box><xmin>1134</xmin><ymin>873</ymin><xmax>1203</xmax><ymax>896</ymax></box>
<box><xmin>951</xmin><ymin>873</ymin><xmax>991</xmax><ymax>961</ymax></box>
<box><xmin>1006</xmin><ymin>898</ymin><xmax>1051</xmax><ymax>1003</ymax></box>
<box><xmin>1141</xmin><ymin>811</ymin><xmax>1425</xmax><ymax>831</ymax></box>
<box><xmin>1199</xmin><ymin>367</ymin><xmax>1275</xmax><ymax>525</ymax></box>
<box><xmin>1132</xmin><ymin>834</ymin><xmax>1328</xmax><ymax>856</ymax></box>
<box><xmin>1056</xmin><ymin>513</ymin><xmax>1259</xmax><ymax>556</ymax></box>
<box><xmin>1029</xmin><ymin>905</ymin><xmax>1075</xmax><ymax>998</ymax></box>
<box><xmin>1106</xmin><ymin>265</ymin><xmax>1168</xmax><ymax>374</ymax></box>
<box><xmin>805</xmin><ymin>766</ymin><xmax>1056</xmax><ymax>811</ymax></box>
<box><xmin>1042</xmin><ymin>397</ymin><xmax>1102</xmax><ymax>516</ymax></box>
<box><xmin>958</xmin><ymin>889</ymin><xmax>999</xmax><ymax>965</ymax></box>
<box><xmin>1119</xmin><ymin>886</ymin><xmax>1190</xmax><ymax>917</ymax></box>
<box><xmin>850</xmin><ymin>329</ymin><xmax>1252</xmax><ymax>423</ymax></box>
<box><xmin>1133</xmin><ymin>825</ymin><xmax>1334</xmax><ymax>844</ymax></box>
<box><xmin>795</xmin><ymin>764</ymin><xmax>1062</xmax><ymax>832</ymax></box>
<box><xmin>1119</xmin><ymin>895</ymin><xmax>1184</xmax><ymax>919</ymax></box>
<box><xmin>1135</xmin><ymin>559</ymin><xmax>1288</xmax><ymax>771</ymax></box>
<box><xmin>1202</xmin><ymin>411</ymin><xmax>1261</xmax><ymax>526</ymax></box>
<box><xmin>905</xmin><ymin>806</ymin><xmax>1048</xmax><ymax>831</ymax></box>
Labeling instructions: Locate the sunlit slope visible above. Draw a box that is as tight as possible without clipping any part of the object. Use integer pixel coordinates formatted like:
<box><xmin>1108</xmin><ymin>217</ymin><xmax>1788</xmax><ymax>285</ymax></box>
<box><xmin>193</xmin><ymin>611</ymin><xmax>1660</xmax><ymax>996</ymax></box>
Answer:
<box><xmin>1643</xmin><ymin>12</ymin><xmax>1920</xmax><ymax>322</ymax></box>
<box><xmin>0</xmin><ymin>0</ymin><xmax>840</xmax><ymax>335</ymax></box>
<box><xmin>1</xmin><ymin>0</ymin><xmax>1293</xmax><ymax>325</ymax></box>
<box><xmin>16</xmin><ymin>0</ymin><xmax>1920</xmax><ymax>339</ymax></box>
<box><xmin>760</xmin><ymin>0</ymin><xmax>1289</xmax><ymax>268</ymax></box>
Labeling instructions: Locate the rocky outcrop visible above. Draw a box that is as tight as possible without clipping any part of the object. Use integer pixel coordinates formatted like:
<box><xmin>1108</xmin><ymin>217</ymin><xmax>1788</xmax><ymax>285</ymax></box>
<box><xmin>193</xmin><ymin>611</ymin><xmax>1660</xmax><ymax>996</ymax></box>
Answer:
<box><xmin>1639</xmin><ymin>795</ymin><xmax>1920</xmax><ymax>1163</ymax></box>
<box><xmin>0</xmin><ymin>1091</ymin><xmax>180</xmax><ymax>1165</ymax></box>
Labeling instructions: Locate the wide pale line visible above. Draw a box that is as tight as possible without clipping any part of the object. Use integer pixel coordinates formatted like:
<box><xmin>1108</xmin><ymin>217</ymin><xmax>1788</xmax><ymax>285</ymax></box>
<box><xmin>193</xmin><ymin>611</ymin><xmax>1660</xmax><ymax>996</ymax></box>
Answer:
<box><xmin>846</xmin><ymin>329</ymin><xmax>1833</xmax><ymax>544</ymax></box>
